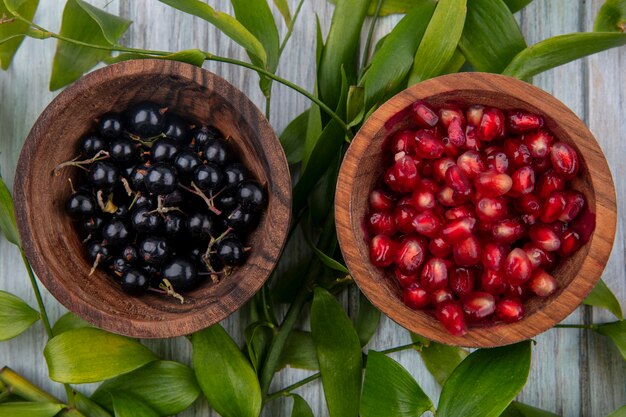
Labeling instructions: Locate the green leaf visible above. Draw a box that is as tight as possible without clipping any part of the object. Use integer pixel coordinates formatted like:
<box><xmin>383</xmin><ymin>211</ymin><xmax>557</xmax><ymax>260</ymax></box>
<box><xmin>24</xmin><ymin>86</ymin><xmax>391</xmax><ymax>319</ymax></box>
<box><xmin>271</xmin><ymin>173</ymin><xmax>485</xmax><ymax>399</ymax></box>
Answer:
<box><xmin>410</xmin><ymin>335</ymin><xmax>468</xmax><ymax>385</ymax></box>
<box><xmin>595</xmin><ymin>320</ymin><xmax>626</xmax><ymax>360</ymax></box>
<box><xmin>112</xmin><ymin>392</ymin><xmax>159</xmax><ymax>417</ymax></box>
<box><xmin>458</xmin><ymin>0</ymin><xmax>526</xmax><ymax>73</ymax></box>
<box><xmin>50</xmin><ymin>0</ymin><xmax>131</xmax><ymax>90</ymax></box>
<box><xmin>0</xmin><ymin>174</ymin><xmax>19</xmax><ymax>246</ymax></box>
<box><xmin>0</xmin><ymin>0</ymin><xmax>39</xmax><ymax>70</ymax></box>
<box><xmin>437</xmin><ymin>341</ymin><xmax>532</xmax><ymax>417</ymax></box>
<box><xmin>279</xmin><ymin>108</ymin><xmax>309</xmax><ymax>164</ymax></box>
<box><xmin>74</xmin><ymin>392</ymin><xmax>113</xmax><ymax>417</ymax></box>
<box><xmin>318</xmin><ymin>0</ymin><xmax>369</xmax><ymax>108</ymax></box>
<box><xmin>502</xmin><ymin>0</ymin><xmax>533</xmax><ymax>13</ymax></box>
<box><xmin>105</xmin><ymin>49</ymin><xmax>206</xmax><ymax>67</ymax></box>
<box><xmin>408</xmin><ymin>0</ymin><xmax>467</xmax><ymax>85</ymax></box>
<box><xmin>595</xmin><ymin>0</ymin><xmax>626</xmax><ymax>32</ymax></box>
<box><xmin>584</xmin><ymin>279</ymin><xmax>623</xmax><ymax>320</ymax></box>
<box><xmin>354</xmin><ymin>292</ymin><xmax>380</xmax><ymax>347</ymax></box>
<box><xmin>440</xmin><ymin>48</ymin><xmax>467</xmax><ymax>74</ymax></box>
<box><xmin>158</xmin><ymin>0</ymin><xmax>266</xmax><ymax>66</ymax></box>
<box><xmin>244</xmin><ymin>321</ymin><xmax>273</xmax><ymax>372</ymax></box>
<box><xmin>311</xmin><ymin>287</ymin><xmax>363</xmax><ymax>417</ymax></box>
<box><xmin>43</xmin><ymin>327</ymin><xmax>157</xmax><ymax>383</ymax></box>
<box><xmin>500</xmin><ymin>401</ymin><xmax>561</xmax><ymax>417</ymax></box>
<box><xmin>607</xmin><ymin>405</ymin><xmax>626</xmax><ymax>417</ymax></box>
<box><xmin>361</xmin><ymin>0</ymin><xmax>437</xmax><ymax>110</ymax></box>
<box><xmin>327</xmin><ymin>0</ymin><xmax>424</xmax><ymax>16</ymax></box>
<box><xmin>278</xmin><ymin>330</ymin><xmax>319</xmax><ymax>371</ymax></box>
<box><xmin>51</xmin><ymin>312</ymin><xmax>92</xmax><ymax>335</ymax></box>
<box><xmin>502</xmin><ymin>33</ymin><xmax>626</xmax><ymax>80</ymax></box>
<box><xmin>192</xmin><ymin>324</ymin><xmax>262</xmax><ymax>417</ymax></box>
<box><xmin>360</xmin><ymin>350</ymin><xmax>432</xmax><ymax>417</ymax></box>
<box><xmin>0</xmin><ymin>402</ymin><xmax>65</xmax><ymax>417</ymax></box>
<box><xmin>0</xmin><ymin>290</ymin><xmax>39</xmax><ymax>340</ymax></box>
<box><xmin>291</xmin><ymin>394</ymin><xmax>315</xmax><ymax>417</ymax></box>
<box><xmin>346</xmin><ymin>85</ymin><xmax>364</xmax><ymax>126</ymax></box>
<box><xmin>91</xmin><ymin>361</ymin><xmax>200</xmax><ymax>416</ymax></box>
<box><xmin>311</xmin><ymin>245</ymin><xmax>349</xmax><ymax>274</ymax></box>
<box><xmin>272</xmin><ymin>0</ymin><xmax>291</xmax><ymax>25</ymax></box>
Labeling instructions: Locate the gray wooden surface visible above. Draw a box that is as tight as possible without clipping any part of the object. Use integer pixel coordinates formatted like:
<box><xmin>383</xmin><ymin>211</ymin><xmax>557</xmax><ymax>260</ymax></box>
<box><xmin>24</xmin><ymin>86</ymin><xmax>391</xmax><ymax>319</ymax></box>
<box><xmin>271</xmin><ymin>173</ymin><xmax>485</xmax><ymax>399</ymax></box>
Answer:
<box><xmin>0</xmin><ymin>1</ymin><xmax>624</xmax><ymax>416</ymax></box>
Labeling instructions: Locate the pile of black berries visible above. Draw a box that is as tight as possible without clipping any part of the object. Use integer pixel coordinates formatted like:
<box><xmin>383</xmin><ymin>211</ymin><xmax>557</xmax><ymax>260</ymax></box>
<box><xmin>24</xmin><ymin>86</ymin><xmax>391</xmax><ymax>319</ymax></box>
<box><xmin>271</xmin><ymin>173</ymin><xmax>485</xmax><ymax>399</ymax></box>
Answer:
<box><xmin>62</xmin><ymin>101</ymin><xmax>267</xmax><ymax>298</ymax></box>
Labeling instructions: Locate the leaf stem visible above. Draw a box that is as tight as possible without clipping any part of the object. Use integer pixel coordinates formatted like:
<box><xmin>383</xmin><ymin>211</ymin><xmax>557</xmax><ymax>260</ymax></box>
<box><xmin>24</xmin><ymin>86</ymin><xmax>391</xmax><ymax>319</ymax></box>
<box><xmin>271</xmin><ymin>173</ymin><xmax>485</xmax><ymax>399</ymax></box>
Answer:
<box><xmin>554</xmin><ymin>323</ymin><xmax>598</xmax><ymax>330</ymax></box>
<box><xmin>378</xmin><ymin>341</ymin><xmax>421</xmax><ymax>355</ymax></box>
<box><xmin>278</xmin><ymin>0</ymin><xmax>306</xmax><ymax>56</ymax></box>
<box><xmin>360</xmin><ymin>0</ymin><xmax>384</xmax><ymax>72</ymax></box>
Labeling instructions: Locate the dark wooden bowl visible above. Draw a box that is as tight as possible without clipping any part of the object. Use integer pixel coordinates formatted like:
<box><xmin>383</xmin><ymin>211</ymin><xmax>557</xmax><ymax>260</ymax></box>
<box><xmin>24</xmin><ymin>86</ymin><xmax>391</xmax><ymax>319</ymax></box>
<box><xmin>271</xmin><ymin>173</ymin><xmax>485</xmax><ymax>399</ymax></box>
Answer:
<box><xmin>335</xmin><ymin>73</ymin><xmax>616</xmax><ymax>347</ymax></box>
<box><xmin>13</xmin><ymin>60</ymin><xmax>291</xmax><ymax>338</ymax></box>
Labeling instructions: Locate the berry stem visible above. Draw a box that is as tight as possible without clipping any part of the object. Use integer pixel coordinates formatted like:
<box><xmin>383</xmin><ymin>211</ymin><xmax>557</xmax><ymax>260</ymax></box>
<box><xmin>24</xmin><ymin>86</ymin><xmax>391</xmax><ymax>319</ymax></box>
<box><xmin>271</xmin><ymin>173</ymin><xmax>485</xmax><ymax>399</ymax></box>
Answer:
<box><xmin>179</xmin><ymin>183</ymin><xmax>222</xmax><ymax>215</ymax></box>
<box><xmin>53</xmin><ymin>150</ymin><xmax>110</xmax><ymax>175</ymax></box>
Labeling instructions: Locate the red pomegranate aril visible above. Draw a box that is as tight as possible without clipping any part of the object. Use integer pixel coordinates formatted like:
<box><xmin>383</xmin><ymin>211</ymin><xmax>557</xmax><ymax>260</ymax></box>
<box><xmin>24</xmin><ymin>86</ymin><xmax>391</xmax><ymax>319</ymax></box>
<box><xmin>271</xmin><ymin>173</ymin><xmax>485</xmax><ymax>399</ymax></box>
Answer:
<box><xmin>533</xmin><ymin>157</ymin><xmax>552</xmax><ymax>174</ymax></box>
<box><xmin>395</xmin><ymin>237</ymin><xmax>426</xmax><ymax>274</ymax></box>
<box><xmin>369</xmin><ymin>234</ymin><xmax>396</xmax><ymax>267</ymax></box>
<box><xmin>528</xmin><ymin>269</ymin><xmax>559</xmax><ymax>297</ymax></box>
<box><xmin>481</xmin><ymin>270</ymin><xmax>507</xmax><ymax>295</ymax></box>
<box><xmin>466</xmin><ymin>105</ymin><xmax>484</xmax><ymax>127</ymax></box>
<box><xmin>447</xmin><ymin>117</ymin><xmax>466</xmax><ymax>147</ymax></box>
<box><xmin>442</xmin><ymin>217</ymin><xmax>477</xmax><ymax>243</ymax></box>
<box><xmin>445</xmin><ymin>165</ymin><xmax>472</xmax><ymax>195</ymax></box>
<box><xmin>394</xmin><ymin>267</ymin><xmax>418</xmax><ymax>288</ymax></box>
<box><xmin>540</xmin><ymin>191</ymin><xmax>567</xmax><ymax>223</ymax></box>
<box><xmin>411</xmin><ymin>101</ymin><xmax>439</xmax><ymax>127</ymax></box>
<box><xmin>496</xmin><ymin>298</ymin><xmax>525</xmax><ymax>322</ymax></box>
<box><xmin>443</xmin><ymin>138</ymin><xmax>462</xmax><ymax>158</ymax></box>
<box><xmin>433</xmin><ymin>157</ymin><xmax>457</xmax><ymax>182</ymax></box>
<box><xmin>419</xmin><ymin>159</ymin><xmax>434</xmax><ymax>177</ymax></box>
<box><xmin>462</xmin><ymin>291</ymin><xmax>496</xmax><ymax>320</ymax></box>
<box><xmin>529</xmin><ymin>224</ymin><xmax>561</xmax><ymax>252</ymax></box>
<box><xmin>503</xmin><ymin>139</ymin><xmax>532</xmax><ymax>168</ymax></box>
<box><xmin>516</xmin><ymin>193</ymin><xmax>542</xmax><ymax>215</ymax></box>
<box><xmin>550</xmin><ymin>142</ymin><xmax>579</xmax><ymax>180</ymax></box>
<box><xmin>522</xmin><ymin>129</ymin><xmax>553</xmax><ymax>158</ymax></box>
<box><xmin>521</xmin><ymin>213</ymin><xmax>539</xmax><ymax>226</ymax></box>
<box><xmin>464</xmin><ymin>125</ymin><xmax>481</xmax><ymax>151</ymax></box>
<box><xmin>445</xmin><ymin>204</ymin><xmax>476</xmax><ymax>221</ymax></box>
<box><xmin>429</xmin><ymin>237</ymin><xmax>452</xmax><ymax>258</ymax></box>
<box><xmin>559</xmin><ymin>229</ymin><xmax>582</xmax><ymax>256</ymax></box>
<box><xmin>391</xmin><ymin>155</ymin><xmax>420</xmax><ymax>192</ymax></box>
<box><xmin>481</xmin><ymin>242</ymin><xmax>507</xmax><ymax>270</ymax></box>
<box><xmin>412</xmin><ymin>189</ymin><xmax>436</xmax><ymax>211</ymax></box>
<box><xmin>414</xmin><ymin>130</ymin><xmax>445</xmax><ymax>159</ymax></box>
<box><xmin>571</xmin><ymin>208</ymin><xmax>596</xmax><ymax>244</ymax></box>
<box><xmin>537</xmin><ymin>169</ymin><xmax>565</xmax><ymax>199</ymax></box>
<box><xmin>436</xmin><ymin>301</ymin><xmax>468</xmax><ymax>336</ymax></box>
<box><xmin>411</xmin><ymin>209</ymin><xmax>441</xmax><ymax>238</ymax></box>
<box><xmin>403</xmin><ymin>282</ymin><xmax>430</xmax><ymax>309</ymax></box>
<box><xmin>390</xmin><ymin>130</ymin><xmax>414</xmax><ymax>154</ymax></box>
<box><xmin>486</xmin><ymin>151</ymin><xmax>510</xmax><ymax>174</ymax></box>
<box><xmin>369</xmin><ymin>189</ymin><xmax>395</xmax><ymax>212</ymax></box>
<box><xmin>492</xmin><ymin>218</ymin><xmax>526</xmax><ymax>244</ymax></box>
<box><xmin>457</xmin><ymin>150</ymin><xmax>485</xmax><ymax>179</ymax></box>
<box><xmin>504</xmin><ymin>248</ymin><xmax>533</xmax><ymax>286</ymax></box>
<box><xmin>418</xmin><ymin>178</ymin><xmax>440</xmax><ymax>194</ymax></box>
<box><xmin>437</xmin><ymin>186</ymin><xmax>468</xmax><ymax>207</ymax></box>
<box><xmin>478</xmin><ymin>107</ymin><xmax>505</xmax><ymax>142</ymax></box>
<box><xmin>559</xmin><ymin>191</ymin><xmax>585</xmax><ymax>222</ymax></box>
<box><xmin>394</xmin><ymin>205</ymin><xmax>418</xmax><ymax>234</ymax></box>
<box><xmin>439</xmin><ymin>107</ymin><xmax>466</xmax><ymax>127</ymax></box>
<box><xmin>476</xmin><ymin>197</ymin><xmax>508</xmax><ymax>222</ymax></box>
<box><xmin>420</xmin><ymin>258</ymin><xmax>449</xmax><ymax>291</ymax></box>
<box><xmin>453</xmin><ymin>235</ymin><xmax>481</xmax><ymax>266</ymax></box>
<box><xmin>523</xmin><ymin>243</ymin><xmax>549</xmax><ymax>270</ymax></box>
<box><xmin>510</xmin><ymin>166</ymin><xmax>536</xmax><ymax>196</ymax></box>
<box><xmin>508</xmin><ymin>110</ymin><xmax>544</xmax><ymax>134</ymax></box>
<box><xmin>450</xmin><ymin>267</ymin><xmax>476</xmax><ymax>297</ymax></box>
<box><xmin>431</xmin><ymin>288</ymin><xmax>455</xmax><ymax>305</ymax></box>
<box><xmin>475</xmin><ymin>170</ymin><xmax>513</xmax><ymax>197</ymax></box>
<box><xmin>367</xmin><ymin>211</ymin><xmax>396</xmax><ymax>236</ymax></box>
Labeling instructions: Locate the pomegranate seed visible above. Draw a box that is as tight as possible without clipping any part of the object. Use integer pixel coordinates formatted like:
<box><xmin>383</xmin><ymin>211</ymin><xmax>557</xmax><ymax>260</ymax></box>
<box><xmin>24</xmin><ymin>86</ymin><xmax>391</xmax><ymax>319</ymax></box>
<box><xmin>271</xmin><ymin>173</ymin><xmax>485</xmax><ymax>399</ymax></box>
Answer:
<box><xmin>445</xmin><ymin>165</ymin><xmax>472</xmax><ymax>195</ymax></box>
<box><xmin>418</xmin><ymin>178</ymin><xmax>440</xmax><ymax>194</ymax></box>
<box><xmin>475</xmin><ymin>170</ymin><xmax>513</xmax><ymax>197</ymax></box>
<box><xmin>414</xmin><ymin>130</ymin><xmax>445</xmax><ymax>159</ymax></box>
<box><xmin>457</xmin><ymin>150</ymin><xmax>486</xmax><ymax>179</ymax></box>
<box><xmin>475</xmin><ymin>197</ymin><xmax>508</xmax><ymax>222</ymax></box>
<box><xmin>390</xmin><ymin>130</ymin><xmax>414</xmax><ymax>154</ymax></box>
<box><xmin>391</xmin><ymin>155</ymin><xmax>420</xmax><ymax>192</ymax></box>
<box><xmin>528</xmin><ymin>269</ymin><xmax>559</xmax><ymax>297</ymax></box>
<box><xmin>559</xmin><ymin>191</ymin><xmax>585</xmax><ymax>222</ymax></box>
<box><xmin>478</xmin><ymin>107</ymin><xmax>505</xmax><ymax>142</ymax></box>
<box><xmin>439</xmin><ymin>107</ymin><xmax>466</xmax><ymax>127</ymax></box>
<box><xmin>395</xmin><ymin>237</ymin><xmax>426</xmax><ymax>274</ymax></box>
<box><xmin>403</xmin><ymin>282</ymin><xmax>430</xmax><ymax>309</ymax></box>
<box><xmin>420</xmin><ymin>258</ymin><xmax>449</xmax><ymax>291</ymax></box>
<box><xmin>441</xmin><ymin>217</ymin><xmax>477</xmax><ymax>243</ymax></box>
<box><xmin>549</xmin><ymin>221</ymin><xmax>567</xmax><ymax>236</ymax></box>
<box><xmin>516</xmin><ymin>194</ymin><xmax>542</xmax><ymax>215</ymax></box>
<box><xmin>481</xmin><ymin>242</ymin><xmax>507</xmax><ymax>270</ymax></box>
<box><xmin>496</xmin><ymin>298</ymin><xmax>525</xmax><ymax>322</ymax></box>
<box><xmin>394</xmin><ymin>205</ymin><xmax>418</xmax><ymax>234</ymax></box>
<box><xmin>550</xmin><ymin>142</ymin><xmax>579</xmax><ymax>180</ymax></box>
<box><xmin>369</xmin><ymin>189</ymin><xmax>394</xmax><ymax>212</ymax></box>
<box><xmin>533</xmin><ymin>157</ymin><xmax>551</xmax><ymax>174</ymax></box>
<box><xmin>537</xmin><ymin>170</ymin><xmax>565</xmax><ymax>199</ymax></box>
<box><xmin>509</xmin><ymin>166</ymin><xmax>536</xmax><ymax>196</ymax></box>
<box><xmin>369</xmin><ymin>235</ymin><xmax>396</xmax><ymax>267</ymax></box>
<box><xmin>462</xmin><ymin>291</ymin><xmax>496</xmax><ymax>320</ymax></box>
<box><xmin>453</xmin><ymin>235</ymin><xmax>481</xmax><ymax>266</ymax></box>
<box><xmin>429</xmin><ymin>237</ymin><xmax>452</xmax><ymax>258</ymax></box>
<box><xmin>411</xmin><ymin>101</ymin><xmax>439</xmax><ymax>127</ymax></box>
<box><xmin>504</xmin><ymin>248</ymin><xmax>533</xmax><ymax>286</ymax></box>
<box><xmin>443</xmin><ymin>138</ymin><xmax>462</xmax><ymax>158</ymax></box>
<box><xmin>481</xmin><ymin>270</ymin><xmax>507</xmax><ymax>295</ymax></box>
<box><xmin>571</xmin><ymin>208</ymin><xmax>596</xmax><ymax>244</ymax></box>
<box><xmin>521</xmin><ymin>213</ymin><xmax>539</xmax><ymax>226</ymax></box>
<box><xmin>431</xmin><ymin>288</ymin><xmax>455</xmax><ymax>305</ymax></box>
<box><xmin>559</xmin><ymin>228</ymin><xmax>582</xmax><ymax>256</ymax></box>
<box><xmin>505</xmin><ymin>283</ymin><xmax>530</xmax><ymax>300</ymax></box>
<box><xmin>486</xmin><ymin>151</ymin><xmax>510</xmax><ymax>174</ymax></box>
<box><xmin>394</xmin><ymin>267</ymin><xmax>417</xmax><ymax>288</ymax></box>
<box><xmin>529</xmin><ymin>224</ymin><xmax>561</xmax><ymax>252</ymax></box>
<box><xmin>503</xmin><ymin>139</ymin><xmax>532</xmax><ymax>168</ymax></box>
<box><xmin>433</xmin><ymin>157</ymin><xmax>457</xmax><ymax>182</ymax></box>
<box><xmin>398</xmin><ymin>196</ymin><xmax>413</xmax><ymax>207</ymax></box>
<box><xmin>464</xmin><ymin>125</ymin><xmax>481</xmax><ymax>151</ymax></box>
<box><xmin>419</xmin><ymin>160</ymin><xmax>434</xmax><ymax>177</ymax></box>
<box><xmin>522</xmin><ymin>129</ymin><xmax>553</xmax><ymax>158</ymax></box>
<box><xmin>445</xmin><ymin>204</ymin><xmax>476</xmax><ymax>221</ymax></box>
<box><xmin>411</xmin><ymin>209</ymin><xmax>441</xmax><ymax>238</ymax></box>
<box><xmin>540</xmin><ymin>191</ymin><xmax>567</xmax><ymax>223</ymax></box>
<box><xmin>411</xmin><ymin>189</ymin><xmax>436</xmax><ymax>211</ymax></box>
<box><xmin>450</xmin><ymin>267</ymin><xmax>476</xmax><ymax>297</ymax></box>
<box><xmin>436</xmin><ymin>301</ymin><xmax>467</xmax><ymax>336</ymax></box>
<box><xmin>491</xmin><ymin>218</ymin><xmax>526</xmax><ymax>244</ymax></box>
<box><xmin>447</xmin><ymin>117</ymin><xmax>466</xmax><ymax>147</ymax></box>
<box><xmin>437</xmin><ymin>186</ymin><xmax>468</xmax><ymax>207</ymax></box>
<box><xmin>367</xmin><ymin>211</ymin><xmax>396</xmax><ymax>235</ymax></box>
<box><xmin>507</xmin><ymin>110</ymin><xmax>544</xmax><ymax>133</ymax></box>
<box><xmin>466</xmin><ymin>105</ymin><xmax>484</xmax><ymax>127</ymax></box>
<box><xmin>384</xmin><ymin>167</ymin><xmax>400</xmax><ymax>191</ymax></box>
<box><xmin>522</xmin><ymin>243</ymin><xmax>549</xmax><ymax>270</ymax></box>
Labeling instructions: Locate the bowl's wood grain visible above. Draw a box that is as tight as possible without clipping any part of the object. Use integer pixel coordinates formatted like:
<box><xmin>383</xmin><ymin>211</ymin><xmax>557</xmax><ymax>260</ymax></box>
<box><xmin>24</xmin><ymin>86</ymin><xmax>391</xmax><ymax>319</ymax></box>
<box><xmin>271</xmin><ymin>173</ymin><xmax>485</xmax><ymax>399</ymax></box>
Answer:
<box><xmin>13</xmin><ymin>60</ymin><xmax>291</xmax><ymax>338</ymax></box>
<box><xmin>335</xmin><ymin>72</ymin><xmax>616</xmax><ymax>347</ymax></box>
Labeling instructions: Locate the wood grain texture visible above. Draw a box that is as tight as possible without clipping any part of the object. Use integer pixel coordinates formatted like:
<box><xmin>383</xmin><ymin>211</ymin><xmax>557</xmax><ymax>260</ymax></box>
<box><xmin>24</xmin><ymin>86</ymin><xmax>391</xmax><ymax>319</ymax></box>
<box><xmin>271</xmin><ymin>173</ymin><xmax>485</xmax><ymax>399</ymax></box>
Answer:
<box><xmin>0</xmin><ymin>0</ymin><xmax>624</xmax><ymax>416</ymax></box>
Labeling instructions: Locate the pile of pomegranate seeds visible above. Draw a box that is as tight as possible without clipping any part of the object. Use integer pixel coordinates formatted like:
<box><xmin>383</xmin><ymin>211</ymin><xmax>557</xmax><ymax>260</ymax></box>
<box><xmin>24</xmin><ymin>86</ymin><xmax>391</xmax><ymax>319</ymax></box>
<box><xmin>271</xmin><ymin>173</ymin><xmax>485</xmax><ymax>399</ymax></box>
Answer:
<box><xmin>366</xmin><ymin>101</ymin><xmax>595</xmax><ymax>336</ymax></box>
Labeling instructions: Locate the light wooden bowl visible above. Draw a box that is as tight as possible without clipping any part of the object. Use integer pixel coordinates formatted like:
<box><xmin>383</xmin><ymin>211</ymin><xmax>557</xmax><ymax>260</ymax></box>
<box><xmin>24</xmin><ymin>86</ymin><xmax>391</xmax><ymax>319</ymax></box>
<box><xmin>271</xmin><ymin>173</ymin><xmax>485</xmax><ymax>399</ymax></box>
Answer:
<box><xmin>335</xmin><ymin>73</ymin><xmax>616</xmax><ymax>347</ymax></box>
<box><xmin>13</xmin><ymin>60</ymin><xmax>291</xmax><ymax>338</ymax></box>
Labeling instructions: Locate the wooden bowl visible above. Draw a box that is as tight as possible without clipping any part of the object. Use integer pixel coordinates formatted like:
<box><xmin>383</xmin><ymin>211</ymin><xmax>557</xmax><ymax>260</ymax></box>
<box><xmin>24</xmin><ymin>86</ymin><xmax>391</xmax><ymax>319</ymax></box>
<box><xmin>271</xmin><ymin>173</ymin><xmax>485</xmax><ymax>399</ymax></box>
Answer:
<box><xmin>335</xmin><ymin>73</ymin><xmax>616</xmax><ymax>347</ymax></box>
<box><xmin>13</xmin><ymin>60</ymin><xmax>291</xmax><ymax>338</ymax></box>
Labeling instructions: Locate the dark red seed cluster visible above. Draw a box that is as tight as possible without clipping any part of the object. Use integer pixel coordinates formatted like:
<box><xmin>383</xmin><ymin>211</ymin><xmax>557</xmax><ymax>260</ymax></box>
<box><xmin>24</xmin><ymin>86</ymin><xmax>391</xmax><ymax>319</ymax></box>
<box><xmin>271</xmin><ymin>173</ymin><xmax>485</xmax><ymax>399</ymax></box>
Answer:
<box><xmin>366</xmin><ymin>101</ymin><xmax>594</xmax><ymax>336</ymax></box>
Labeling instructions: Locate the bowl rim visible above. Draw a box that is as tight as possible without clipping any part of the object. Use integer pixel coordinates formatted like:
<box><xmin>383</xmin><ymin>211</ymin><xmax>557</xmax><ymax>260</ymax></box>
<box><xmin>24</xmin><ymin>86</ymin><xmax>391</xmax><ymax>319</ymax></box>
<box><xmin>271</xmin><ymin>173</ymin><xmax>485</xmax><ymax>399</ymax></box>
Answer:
<box><xmin>335</xmin><ymin>72</ymin><xmax>617</xmax><ymax>347</ymax></box>
<box><xmin>13</xmin><ymin>59</ymin><xmax>292</xmax><ymax>338</ymax></box>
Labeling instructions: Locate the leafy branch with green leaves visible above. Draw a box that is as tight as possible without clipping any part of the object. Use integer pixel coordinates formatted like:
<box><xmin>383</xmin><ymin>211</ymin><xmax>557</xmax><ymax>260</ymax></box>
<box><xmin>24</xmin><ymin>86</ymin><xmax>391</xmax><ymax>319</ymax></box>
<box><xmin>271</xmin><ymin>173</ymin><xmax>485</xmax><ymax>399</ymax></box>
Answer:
<box><xmin>1</xmin><ymin>0</ymin><xmax>626</xmax><ymax>416</ymax></box>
